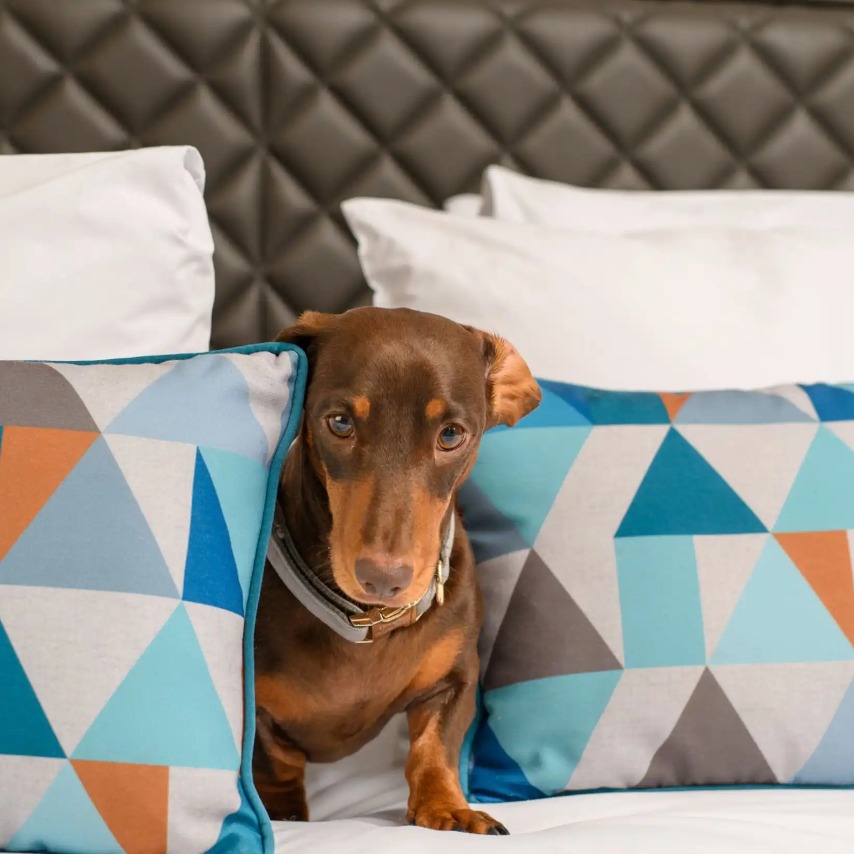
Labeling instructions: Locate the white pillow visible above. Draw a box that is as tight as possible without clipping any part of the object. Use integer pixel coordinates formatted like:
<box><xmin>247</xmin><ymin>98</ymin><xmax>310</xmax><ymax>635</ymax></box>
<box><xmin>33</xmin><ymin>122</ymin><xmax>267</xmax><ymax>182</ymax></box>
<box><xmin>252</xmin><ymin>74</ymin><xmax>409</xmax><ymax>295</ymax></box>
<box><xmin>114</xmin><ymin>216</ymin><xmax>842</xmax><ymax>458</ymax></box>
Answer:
<box><xmin>481</xmin><ymin>165</ymin><xmax>854</xmax><ymax>232</ymax></box>
<box><xmin>0</xmin><ymin>147</ymin><xmax>215</xmax><ymax>360</ymax></box>
<box><xmin>342</xmin><ymin>197</ymin><xmax>854</xmax><ymax>391</ymax></box>
<box><xmin>442</xmin><ymin>193</ymin><xmax>483</xmax><ymax>218</ymax></box>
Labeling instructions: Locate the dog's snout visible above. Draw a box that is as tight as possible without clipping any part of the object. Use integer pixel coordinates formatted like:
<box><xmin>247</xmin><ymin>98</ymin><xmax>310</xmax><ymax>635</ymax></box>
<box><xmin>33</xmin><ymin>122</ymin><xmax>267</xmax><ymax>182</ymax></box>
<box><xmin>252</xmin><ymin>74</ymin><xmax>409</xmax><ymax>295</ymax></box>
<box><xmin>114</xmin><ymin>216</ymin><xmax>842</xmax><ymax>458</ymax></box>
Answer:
<box><xmin>355</xmin><ymin>558</ymin><xmax>413</xmax><ymax>600</ymax></box>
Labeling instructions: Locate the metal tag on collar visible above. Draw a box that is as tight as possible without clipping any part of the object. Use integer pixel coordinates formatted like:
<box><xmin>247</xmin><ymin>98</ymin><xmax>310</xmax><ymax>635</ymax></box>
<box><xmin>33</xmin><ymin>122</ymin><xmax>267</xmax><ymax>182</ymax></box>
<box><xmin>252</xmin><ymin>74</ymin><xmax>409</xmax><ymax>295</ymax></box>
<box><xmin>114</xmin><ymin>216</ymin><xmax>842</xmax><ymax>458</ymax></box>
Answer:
<box><xmin>435</xmin><ymin>559</ymin><xmax>445</xmax><ymax>606</ymax></box>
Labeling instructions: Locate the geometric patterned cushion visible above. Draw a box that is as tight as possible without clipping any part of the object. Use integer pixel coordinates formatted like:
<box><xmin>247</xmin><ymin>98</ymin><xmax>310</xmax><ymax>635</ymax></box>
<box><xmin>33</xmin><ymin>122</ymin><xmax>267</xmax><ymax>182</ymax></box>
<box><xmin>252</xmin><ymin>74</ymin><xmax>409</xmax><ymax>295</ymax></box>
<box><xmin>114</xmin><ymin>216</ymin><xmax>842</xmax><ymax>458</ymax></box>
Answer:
<box><xmin>459</xmin><ymin>379</ymin><xmax>854</xmax><ymax>803</ymax></box>
<box><xmin>0</xmin><ymin>344</ymin><xmax>306</xmax><ymax>853</ymax></box>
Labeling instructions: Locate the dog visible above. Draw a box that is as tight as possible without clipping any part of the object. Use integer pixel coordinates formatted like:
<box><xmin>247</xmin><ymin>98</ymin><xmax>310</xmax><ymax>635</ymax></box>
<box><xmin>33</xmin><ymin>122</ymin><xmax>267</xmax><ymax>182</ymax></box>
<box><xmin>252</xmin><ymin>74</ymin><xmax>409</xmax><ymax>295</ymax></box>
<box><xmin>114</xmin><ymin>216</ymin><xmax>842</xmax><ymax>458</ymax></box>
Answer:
<box><xmin>253</xmin><ymin>307</ymin><xmax>540</xmax><ymax>834</ymax></box>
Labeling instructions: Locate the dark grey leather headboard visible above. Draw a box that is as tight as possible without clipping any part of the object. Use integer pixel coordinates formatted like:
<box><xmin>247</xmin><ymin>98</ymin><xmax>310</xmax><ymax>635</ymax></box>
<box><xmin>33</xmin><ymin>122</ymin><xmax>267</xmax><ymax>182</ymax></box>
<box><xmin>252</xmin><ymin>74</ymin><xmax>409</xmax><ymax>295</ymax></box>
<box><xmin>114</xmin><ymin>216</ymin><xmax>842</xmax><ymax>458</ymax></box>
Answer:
<box><xmin>2</xmin><ymin>0</ymin><xmax>853</xmax><ymax>347</ymax></box>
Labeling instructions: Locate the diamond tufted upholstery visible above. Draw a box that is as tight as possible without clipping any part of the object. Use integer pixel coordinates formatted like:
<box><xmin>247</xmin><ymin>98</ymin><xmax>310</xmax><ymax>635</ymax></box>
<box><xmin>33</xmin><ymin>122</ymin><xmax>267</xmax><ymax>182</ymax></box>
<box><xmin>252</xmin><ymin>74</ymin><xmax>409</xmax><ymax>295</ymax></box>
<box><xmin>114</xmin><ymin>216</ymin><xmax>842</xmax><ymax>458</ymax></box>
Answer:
<box><xmin>2</xmin><ymin>0</ymin><xmax>854</xmax><ymax>347</ymax></box>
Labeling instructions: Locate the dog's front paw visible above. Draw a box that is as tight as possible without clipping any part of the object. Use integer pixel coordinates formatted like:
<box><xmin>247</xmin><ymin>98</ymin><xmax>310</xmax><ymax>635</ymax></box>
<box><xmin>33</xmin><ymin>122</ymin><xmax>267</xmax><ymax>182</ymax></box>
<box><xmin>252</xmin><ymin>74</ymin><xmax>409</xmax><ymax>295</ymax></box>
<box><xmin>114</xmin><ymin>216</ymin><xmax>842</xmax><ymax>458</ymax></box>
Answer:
<box><xmin>407</xmin><ymin>805</ymin><xmax>509</xmax><ymax>835</ymax></box>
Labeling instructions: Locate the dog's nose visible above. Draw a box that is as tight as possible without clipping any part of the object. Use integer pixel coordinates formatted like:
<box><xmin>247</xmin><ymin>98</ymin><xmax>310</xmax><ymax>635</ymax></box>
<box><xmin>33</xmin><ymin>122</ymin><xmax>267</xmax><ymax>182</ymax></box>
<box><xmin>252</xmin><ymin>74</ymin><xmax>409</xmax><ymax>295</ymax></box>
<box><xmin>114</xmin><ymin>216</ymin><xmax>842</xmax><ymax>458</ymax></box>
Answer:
<box><xmin>355</xmin><ymin>559</ymin><xmax>413</xmax><ymax>600</ymax></box>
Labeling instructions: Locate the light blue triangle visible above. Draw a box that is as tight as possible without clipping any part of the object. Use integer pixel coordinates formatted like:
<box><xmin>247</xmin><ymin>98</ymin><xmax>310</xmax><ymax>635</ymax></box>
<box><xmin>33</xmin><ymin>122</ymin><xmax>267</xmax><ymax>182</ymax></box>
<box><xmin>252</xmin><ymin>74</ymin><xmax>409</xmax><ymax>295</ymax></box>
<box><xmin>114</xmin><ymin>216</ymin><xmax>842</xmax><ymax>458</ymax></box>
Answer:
<box><xmin>485</xmin><ymin>670</ymin><xmax>621</xmax><ymax>794</ymax></box>
<box><xmin>199</xmin><ymin>446</ymin><xmax>268</xmax><ymax>603</ymax></box>
<box><xmin>675</xmin><ymin>390</ymin><xmax>813</xmax><ymax>424</ymax></box>
<box><xmin>775</xmin><ymin>427</ymin><xmax>854</xmax><ymax>532</ymax></box>
<box><xmin>8</xmin><ymin>763</ymin><xmax>119</xmax><ymax>853</ymax></box>
<box><xmin>0</xmin><ymin>437</ymin><xmax>177</xmax><ymax>598</ymax></box>
<box><xmin>795</xmin><ymin>678</ymin><xmax>854</xmax><ymax>785</ymax></box>
<box><xmin>711</xmin><ymin>538</ymin><xmax>854</xmax><ymax>664</ymax></box>
<box><xmin>105</xmin><ymin>355</ymin><xmax>269</xmax><ymax>463</ymax></box>
<box><xmin>470</xmin><ymin>426</ymin><xmax>590</xmax><ymax>547</ymax></box>
<box><xmin>73</xmin><ymin>605</ymin><xmax>240</xmax><ymax>770</ymax></box>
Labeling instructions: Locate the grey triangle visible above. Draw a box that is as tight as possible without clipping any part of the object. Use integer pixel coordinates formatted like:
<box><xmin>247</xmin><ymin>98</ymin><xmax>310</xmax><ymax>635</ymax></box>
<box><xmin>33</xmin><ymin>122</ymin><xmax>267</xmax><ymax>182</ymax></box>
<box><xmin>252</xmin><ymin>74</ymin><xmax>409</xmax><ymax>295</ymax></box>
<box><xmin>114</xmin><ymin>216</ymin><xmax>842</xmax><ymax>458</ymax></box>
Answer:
<box><xmin>483</xmin><ymin>549</ymin><xmax>621</xmax><ymax>692</ymax></box>
<box><xmin>637</xmin><ymin>669</ymin><xmax>777</xmax><ymax>788</ymax></box>
<box><xmin>0</xmin><ymin>363</ymin><xmax>98</xmax><ymax>431</ymax></box>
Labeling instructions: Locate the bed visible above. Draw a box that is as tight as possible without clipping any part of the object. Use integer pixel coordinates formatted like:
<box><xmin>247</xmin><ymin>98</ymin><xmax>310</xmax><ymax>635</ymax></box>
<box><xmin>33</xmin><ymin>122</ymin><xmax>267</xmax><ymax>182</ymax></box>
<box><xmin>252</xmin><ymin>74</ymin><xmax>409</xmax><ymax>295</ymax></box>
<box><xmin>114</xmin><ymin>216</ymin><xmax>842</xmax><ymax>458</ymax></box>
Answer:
<box><xmin>3</xmin><ymin>0</ymin><xmax>854</xmax><ymax>850</ymax></box>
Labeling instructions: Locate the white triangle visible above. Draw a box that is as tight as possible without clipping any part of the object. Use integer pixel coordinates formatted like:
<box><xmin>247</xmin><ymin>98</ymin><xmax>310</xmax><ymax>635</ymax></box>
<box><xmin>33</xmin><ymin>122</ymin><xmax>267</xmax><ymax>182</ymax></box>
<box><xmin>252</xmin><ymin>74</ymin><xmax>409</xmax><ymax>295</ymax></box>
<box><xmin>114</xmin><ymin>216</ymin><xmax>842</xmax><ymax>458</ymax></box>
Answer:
<box><xmin>167</xmin><ymin>767</ymin><xmax>241</xmax><ymax>854</ymax></box>
<box><xmin>185</xmin><ymin>602</ymin><xmax>244</xmax><ymax>754</ymax></box>
<box><xmin>0</xmin><ymin>588</ymin><xmax>176</xmax><ymax>754</ymax></box>
<box><xmin>678</xmin><ymin>423</ymin><xmax>817</xmax><ymax>529</ymax></box>
<box><xmin>49</xmin><ymin>361</ymin><xmax>176</xmax><ymax>431</ymax></box>
<box><xmin>757</xmin><ymin>385</ymin><xmax>818</xmax><ymax>420</ymax></box>
<box><xmin>712</xmin><ymin>662</ymin><xmax>854</xmax><ymax>782</ymax></box>
<box><xmin>568</xmin><ymin>667</ymin><xmax>704</xmax><ymax>791</ymax></box>
<box><xmin>827</xmin><ymin>422</ymin><xmax>854</xmax><ymax>457</ymax></box>
<box><xmin>0</xmin><ymin>756</ymin><xmax>64</xmax><ymax>844</ymax></box>
<box><xmin>536</xmin><ymin>425</ymin><xmax>668</xmax><ymax>665</ymax></box>
<box><xmin>695</xmin><ymin>533</ymin><xmax>769</xmax><ymax>658</ymax></box>
<box><xmin>104</xmin><ymin>434</ymin><xmax>196</xmax><ymax>595</ymax></box>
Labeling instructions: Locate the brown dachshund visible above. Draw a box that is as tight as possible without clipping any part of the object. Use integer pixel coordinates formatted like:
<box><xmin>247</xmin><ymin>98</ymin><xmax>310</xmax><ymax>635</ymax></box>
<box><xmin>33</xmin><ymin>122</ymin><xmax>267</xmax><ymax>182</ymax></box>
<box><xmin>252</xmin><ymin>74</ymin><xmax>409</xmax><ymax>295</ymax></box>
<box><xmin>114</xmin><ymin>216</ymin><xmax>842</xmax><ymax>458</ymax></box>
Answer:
<box><xmin>253</xmin><ymin>307</ymin><xmax>540</xmax><ymax>834</ymax></box>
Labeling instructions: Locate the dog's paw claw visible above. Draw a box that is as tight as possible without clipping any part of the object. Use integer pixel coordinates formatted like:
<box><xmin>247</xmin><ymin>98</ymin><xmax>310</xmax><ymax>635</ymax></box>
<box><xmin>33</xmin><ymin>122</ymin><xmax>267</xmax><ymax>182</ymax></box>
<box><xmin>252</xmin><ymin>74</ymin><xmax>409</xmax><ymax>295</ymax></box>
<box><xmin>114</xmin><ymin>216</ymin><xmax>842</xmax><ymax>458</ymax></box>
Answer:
<box><xmin>406</xmin><ymin>806</ymin><xmax>508</xmax><ymax>834</ymax></box>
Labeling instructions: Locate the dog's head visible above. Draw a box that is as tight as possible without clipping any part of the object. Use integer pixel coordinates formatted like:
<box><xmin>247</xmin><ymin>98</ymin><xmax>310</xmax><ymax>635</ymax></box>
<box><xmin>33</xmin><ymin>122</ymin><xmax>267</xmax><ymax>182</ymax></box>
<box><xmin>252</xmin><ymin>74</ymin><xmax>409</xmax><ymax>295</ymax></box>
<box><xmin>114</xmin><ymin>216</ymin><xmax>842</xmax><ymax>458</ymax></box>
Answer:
<box><xmin>277</xmin><ymin>307</ymin><xmax>540</xmax><ymax>608</ymax></box>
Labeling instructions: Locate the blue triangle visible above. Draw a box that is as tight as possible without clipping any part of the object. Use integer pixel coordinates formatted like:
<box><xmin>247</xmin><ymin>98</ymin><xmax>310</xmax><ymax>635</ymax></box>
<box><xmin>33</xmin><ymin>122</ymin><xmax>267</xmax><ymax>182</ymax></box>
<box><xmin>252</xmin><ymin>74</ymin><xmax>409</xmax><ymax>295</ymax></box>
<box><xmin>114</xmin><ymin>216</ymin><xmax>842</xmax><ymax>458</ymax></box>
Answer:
<box><xmin>457</xmin><ymin>480</ymin><xmax>530</xmax><ymax>563</ymax></box>
<box><xmin>711</xmin><ymin>538</ymin><xmax>854</xmax><ymax>664</ymax></box>
<box><xmin>8</xmin><ymin>763</ymin><xmax>119</xmax><ymax>853</ymax></box>
<box><xmin>183</xmin><ymin>451</ymin><xmax>244</xmax><ymax>616</ymax></box>
<box><xmin>617</xmin><ymin>429</ymin><xmax>765</xmax><ymax>537</ymax></box>
<box><xmin>491</xmin><ymin>382</ymin><xmax>591</xmax><ymax>432</ymax></box>
<box><xmin>484</xmin><ymin>671</ymin><xmax>621</xmax><ymax>795</ymax></box>
<box><xmin>73</xmin><ymin>605</ymin><xmax>240</xmax><ymax>770</ymax></box>
<box><xmin>467</xmin><ymin>718</ymin><xmax>545</xmax><ymax>803</ymax></box>
<box><xmin>0</xmin><ymin>437</ymin><xmax>177</xmax><ymax>598</ymax></box>
<box><xmin>775</xmin><ymin>427</ymin><xmax>854</xmax><ymax>532</ymax></box>
<box><xmin>675</xmin><ymin>390</ymin><xmax>814</xmax><ymax>423</ymax></box>
<box><xmin>537</xmin><ymin>380</ymin><xmax>592</xmax><ymax>422</ymax></box>
<box><xmin>105</xmin><ymin>354</ymin><xmax>269</xmax><ymax>463</ymax></box>
<box><xmin>199</xmin><ymin>447</ymin><xmax>268</xmax><ymax>605</ymax></box>
<box><xmin>803</xmin><ymin>384</ymin><xmax>854</xmax><ymax>422</ymax></box>
<box><xmin>470</xmin><ymin>426</ymin><xmax>590</xmax><ymax>547</ymax></box>
<box><xmin>0</xmin><ymin>621</ymin><xmax>64</xmax><ymax>758</ymax></box>
<box><xmin>795</xmin><ymin>678</ymin><xmax>854</xmax><ymax>785</ymax></box>
<box><xmin>586</xmin><ymin>390</ymin><xmax>669</xmax><ymax>425</ymax></box>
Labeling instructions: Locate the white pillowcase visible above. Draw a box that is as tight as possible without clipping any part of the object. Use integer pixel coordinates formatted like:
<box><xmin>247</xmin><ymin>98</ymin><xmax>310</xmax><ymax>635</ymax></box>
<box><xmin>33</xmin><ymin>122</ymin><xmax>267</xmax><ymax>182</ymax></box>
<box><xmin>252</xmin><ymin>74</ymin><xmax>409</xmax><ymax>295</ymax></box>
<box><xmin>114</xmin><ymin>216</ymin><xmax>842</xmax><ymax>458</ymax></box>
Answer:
<box><xmin>0</xmin><ymin>147</ymin><xmax>215</xmax><ymax>360</ymax></box>
<box><xmin>343</xmin><ymin>197</ymin><xmax>854</xmax><ymax>391</ymax></box>
<box><xmin>442</xmin><ymin>193</ymin><xmax>483</xmax><ymax>218</ymax></box>
<box><xmin>481</xmin><ymin>165</ymin><xmax>854</xmax><ymax>233</ymax></box>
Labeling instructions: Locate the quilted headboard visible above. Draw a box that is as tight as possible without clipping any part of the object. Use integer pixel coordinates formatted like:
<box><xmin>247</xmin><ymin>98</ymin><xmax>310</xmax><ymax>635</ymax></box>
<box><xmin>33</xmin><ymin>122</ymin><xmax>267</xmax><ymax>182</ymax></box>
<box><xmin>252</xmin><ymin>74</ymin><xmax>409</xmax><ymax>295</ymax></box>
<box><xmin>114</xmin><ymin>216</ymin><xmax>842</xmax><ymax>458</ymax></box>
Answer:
<box><xmin>2</xmin><ymin>0</ymin><xmax>854</xmax><ymax>347</ymax></box>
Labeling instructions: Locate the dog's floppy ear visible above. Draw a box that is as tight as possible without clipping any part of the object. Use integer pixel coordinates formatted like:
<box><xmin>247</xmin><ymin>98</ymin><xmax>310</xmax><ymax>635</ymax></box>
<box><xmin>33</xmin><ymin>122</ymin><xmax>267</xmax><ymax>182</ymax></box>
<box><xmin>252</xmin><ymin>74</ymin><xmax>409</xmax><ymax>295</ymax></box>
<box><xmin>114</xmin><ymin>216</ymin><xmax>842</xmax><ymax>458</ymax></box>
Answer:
<box><xmin>466</xmin><ymin>327</ymin><xmax>541</xmax><ymax>428</ymax></box>
<box><xmin>275</xmin><ymin>311</ymin><xmax>337</xmax><ymax>355</ymax></box>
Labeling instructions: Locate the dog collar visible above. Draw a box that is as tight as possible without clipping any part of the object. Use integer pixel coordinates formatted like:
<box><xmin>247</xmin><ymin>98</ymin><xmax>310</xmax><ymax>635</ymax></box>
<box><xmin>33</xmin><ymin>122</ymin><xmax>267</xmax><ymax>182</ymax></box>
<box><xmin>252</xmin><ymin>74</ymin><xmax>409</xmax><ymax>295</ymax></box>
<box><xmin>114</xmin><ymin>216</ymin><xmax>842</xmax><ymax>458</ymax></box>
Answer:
<box><xmin>266</xmin><ymin>507</ymin><xmax>454</xmax><ymax>644</ymax></box>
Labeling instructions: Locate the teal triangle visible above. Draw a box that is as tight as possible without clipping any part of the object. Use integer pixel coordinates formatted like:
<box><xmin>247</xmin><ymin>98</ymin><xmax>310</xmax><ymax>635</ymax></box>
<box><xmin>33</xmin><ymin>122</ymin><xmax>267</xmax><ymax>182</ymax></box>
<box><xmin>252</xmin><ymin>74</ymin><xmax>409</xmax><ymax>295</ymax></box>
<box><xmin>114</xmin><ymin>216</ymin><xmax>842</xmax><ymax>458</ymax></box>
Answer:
<box><xmin>711</xmin><ymin>538</ymin><xmax>854</xmax><ymax>664</ymax></box>
<box><xmin>617</xmin><ymin>429</ymin><xmax>765</xmax><ymax>537</ymax></box>
<box><xmin>0</xmin><ymin>621</ymin><xmax>64</xmax><ymax>758</ymax></box>
<box><xmin>470</xmin><ymin>426</ymin><xmax>590</xmax><ymax>547</ymax></box>
<box><xmin>0</xmin><ymin>437</ymin><xmax>178</xmax><ymax>598</ymax></box>
<box><xmin>775</xmin><ymin>427</ymin><xmax>854</xmax><ymax>531</ymax></box>
<box><xmin>199</xmin><ymin>446</ymin><xmax>268</xmax><ymax>604</ymax></box>
<box><xmin>183</xmin><ymin>451</ymin><xmax>244</xmax><ymax>616</ymax></box>
<box><xmin>8</xmin><ymin>763</ymin><xmax>119</xmax><ymax>853</ymax></box>
<box><xmin>105</xmin><ymin>354</ymin><xmax>269</xmax><ymax>463</ymax></box>
<box><xmin>795</xmin><ymin>678</ymin><xmax>854</xmax><ymax>785</ymax></box>
<box><xmin>586</xmin><ymin>390</ymin><xmax>669</xmax><ymax>425</ymax></box>
<box><xmin>803</xmin><ymin>384</ymin><xmax>854</xmax><ymax>422</ymax></box>
<box><xmin>537</xmin><ymin>380</ymin><xmax>592</xmax><ymax>422</ymax></box>
<box><xmin>485</xmin><ymin>670</ymin><xmax>621</xmax><ymax>794</ymax></box>
<box><xmin>73</xmin><ymin>604</ymin><xmax>240</xmax><ymax>770</ymax></box>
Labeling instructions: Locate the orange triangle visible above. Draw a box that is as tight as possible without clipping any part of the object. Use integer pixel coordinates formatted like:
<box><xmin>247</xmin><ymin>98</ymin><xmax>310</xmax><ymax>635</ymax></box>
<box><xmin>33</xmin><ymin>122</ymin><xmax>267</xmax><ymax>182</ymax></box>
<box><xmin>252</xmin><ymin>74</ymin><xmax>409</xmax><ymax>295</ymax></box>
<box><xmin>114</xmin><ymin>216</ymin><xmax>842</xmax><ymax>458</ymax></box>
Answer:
<box><xmin>775</xmin><ymin>531</ymin><xmax>854</xmax><ymax>646</ymax></box>
<box><xmin>0</xmin><ymin>427</ymin><xmax>99</xmax><ymax>560</ymax></box>
<box><xmin>72</xmin><ymin>760</ymin><xmax>169</xmax><ymax>854</ymax></box>
<box><xmin>659</xmin><ymin>393</ymin><xmax>691</xmax><ymax>421</ymax></box>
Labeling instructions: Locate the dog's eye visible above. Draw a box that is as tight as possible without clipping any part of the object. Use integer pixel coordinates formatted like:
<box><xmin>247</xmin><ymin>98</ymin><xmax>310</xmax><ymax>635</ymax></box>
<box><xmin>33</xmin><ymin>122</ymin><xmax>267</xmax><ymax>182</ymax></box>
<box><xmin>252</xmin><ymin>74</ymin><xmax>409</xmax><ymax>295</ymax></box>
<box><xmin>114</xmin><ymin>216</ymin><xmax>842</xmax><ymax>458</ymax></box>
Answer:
<box><xmin>438</xmin><ymin>424</ymin><xmax>466</xmax><ymax>451</ymax></box>
<box><xmin>327</xmin><ymin>414</ymin><xmax>354</xmax><ymax>438</ymax></box>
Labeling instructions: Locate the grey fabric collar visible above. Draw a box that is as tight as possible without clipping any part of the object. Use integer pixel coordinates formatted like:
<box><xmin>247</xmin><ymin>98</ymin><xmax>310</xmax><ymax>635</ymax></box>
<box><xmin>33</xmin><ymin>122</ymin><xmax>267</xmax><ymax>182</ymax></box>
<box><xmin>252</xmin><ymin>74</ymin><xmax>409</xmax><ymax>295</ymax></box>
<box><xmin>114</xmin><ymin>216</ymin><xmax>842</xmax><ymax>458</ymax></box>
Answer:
<box><xmin>266</xmin><ymin>507</ymin><xmax>454</xmax><ymax>643</ymax></box>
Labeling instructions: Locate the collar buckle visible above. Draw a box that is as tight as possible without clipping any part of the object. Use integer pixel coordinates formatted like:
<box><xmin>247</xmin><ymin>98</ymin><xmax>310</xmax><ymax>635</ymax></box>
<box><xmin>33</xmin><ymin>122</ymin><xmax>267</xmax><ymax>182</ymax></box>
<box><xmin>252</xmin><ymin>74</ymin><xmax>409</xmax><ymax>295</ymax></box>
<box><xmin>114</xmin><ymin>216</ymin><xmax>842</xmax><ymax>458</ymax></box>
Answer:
<box><xmin>349</xmin><ymin>602</ymin><xmax>419</xmax><ymax>643</ymax></box>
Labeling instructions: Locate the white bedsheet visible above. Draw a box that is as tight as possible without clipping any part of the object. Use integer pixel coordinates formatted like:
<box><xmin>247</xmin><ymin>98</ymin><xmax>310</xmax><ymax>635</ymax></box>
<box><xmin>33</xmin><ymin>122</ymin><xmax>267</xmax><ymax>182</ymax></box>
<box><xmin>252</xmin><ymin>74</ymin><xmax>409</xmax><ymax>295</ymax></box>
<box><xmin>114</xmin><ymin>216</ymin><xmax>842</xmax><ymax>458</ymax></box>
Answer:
<box><xmin>275</xmin><ymin>762</ymin><xmax>854</xmax><ymax>854</ymax></box>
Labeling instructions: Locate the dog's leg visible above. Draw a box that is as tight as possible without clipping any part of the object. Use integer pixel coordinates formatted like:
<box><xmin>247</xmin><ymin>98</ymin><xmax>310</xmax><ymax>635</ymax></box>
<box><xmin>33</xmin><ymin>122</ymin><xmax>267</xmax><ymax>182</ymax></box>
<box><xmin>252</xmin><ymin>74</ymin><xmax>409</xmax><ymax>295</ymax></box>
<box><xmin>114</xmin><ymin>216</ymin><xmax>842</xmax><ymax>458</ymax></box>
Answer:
<box><xmin>253</xmin><ymin>709</ymin><xmax>309</xmax><ymax>822</ymax></box>
<box><xmin>405</xmin><ymin>676</ymin><xmax>509</xmax><ymax>835</ymax></box>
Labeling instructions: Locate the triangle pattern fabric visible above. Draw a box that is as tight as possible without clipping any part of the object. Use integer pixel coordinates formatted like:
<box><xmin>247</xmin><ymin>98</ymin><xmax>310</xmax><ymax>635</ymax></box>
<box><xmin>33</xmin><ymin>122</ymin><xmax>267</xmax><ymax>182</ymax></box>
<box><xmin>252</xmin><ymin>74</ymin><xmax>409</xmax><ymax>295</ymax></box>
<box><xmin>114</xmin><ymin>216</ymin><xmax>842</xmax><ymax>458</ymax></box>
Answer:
<box><xmin>675</xmin><ymin>390</ymin><xmax>814</xmax><ymax>423</ymax></box>
<box><xmin>497</xmin><ymin>380</ymin><xmax>591</xmax><ymax>430</ymax></box>
<box><xmin>659</xmin><ymin>392</ymin><xmax>690</xmax><ymax>421</ymax></box>
<box><xmin>0</xmin><ymin>621</ymin><xmax>63</xmax><ymax>758</ymax></box>
<box><xmin>8</xmin><ymin>763</ymin><xmax>119</xmax><ymax>853</ymax></box>
<box><xmin>105</xmin><ymin>434</ymin><xmax>196</xmax><ymax>597</ymax></box>
<box><xmin>713</xmin><ymin>662</ymin><xmax>854</xmax><ymax>782</ymax></box>
<box><xmin>637</xmin><ymin>669</ymin><xmax>776</xmax><ymax>787</ymax></box>
<box><xmin>795</xmin><ymin>677</ymin><xmax>854</xmax><ymax>784</ymax></box>
<box><xmin>0</xmin><ymin>426</ymin><xmax>99</xmax><ymax>562</ymax></box>
<box><xmin>803</xmin><ymin>384</ymin><xmax>854</xmax><ymax>422</ymax></box>
<box><xmin>775</xmin><ymin>427</ymin><xmax>854</xmax><ymax>532</ymax></box>
<box><xmin>73</xmin><ymin>605</ymin><xmax>240</xmax><ymax>771</ymax></box>
<box><xmin>467</xmin><ymin>722</ymin><xmax>545</xmax><ymax>803</ymax></box>
<box><xmin>0</xmin><ymin>588</ymin><xmax>176</xmax><ymax>755</ymax></box>
<box><xmin>757</xmin><ymin>385</ymin><xmax>818</xmax><ymax>421</ymax></box>
<box><xmin>0</xmin><ymin>363</ymin><xmax>98</xmax><ymax>431</ymax></box>
<box><xmin>711</xmin><ymin>537</ymin><xmax>854</xmax><ymax>664</ymax></box>
<box><xmin>0</xmin><ymin>437</ymin><xmax>178</xmax><ymax>599</ymax></box>
<box><xmin>678</xmin><ymin>423</ymin><xmax>817</xmax><ymax>529</ymax></box>
<box><xmin>0</xmin><ymin>756</ymin><xmax>64</xmax><ymax>846</ymax></box>
<box><xmin>484</xmin><ymin>550</ymin><xmax>621</xmax><ymax>692</ymax></box>
<box><xmin>470</xmin><ymin>426</ymin><xmax>589</xmax><ymax>548</ymax></box>
<box><xmin>695</xmin><ymin>534</ymin><xmax>768</xmax><ymax>659</ymax></box>
<box><xmin>183</xmin><ymin>450</ymin><xmax>244</xmax><ymax>616</ymax></box>
<box><xmin>72</xmin><ymin>759</ymin><xmax>169</xmax><ymax>854</ymax></box>
<box><xmin>617</xmin><ymin>429</ymin><xmax>765</xmax><ymax>537</ymax></box>
<box><xmin>775</xmin><ymin>531</ymin><xmax>854</xmax><ymax>646</ymax></box>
